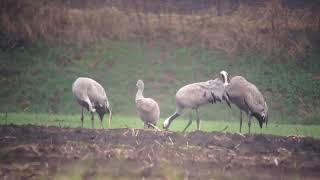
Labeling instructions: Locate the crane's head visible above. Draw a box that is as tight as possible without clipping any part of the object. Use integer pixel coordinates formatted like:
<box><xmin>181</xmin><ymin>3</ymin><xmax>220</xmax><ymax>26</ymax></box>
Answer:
<box><xmin>96</xmin><ymin>99</ymin><xmax>112</xmax><ymax>128</ymax></box>
<box><xmin>136</xmin><ymin>80</ymin><xmax>144</xmax><ymax>90</ymax></box>
<box><xmin>253</xmin><ymin>102</ymin><xmax>269</xmax><ymax>129</ymax></box>
<box><xmin>219</xmin><ymin>70</ymin><xmax>230</xmax><ymax>86</ymax></box>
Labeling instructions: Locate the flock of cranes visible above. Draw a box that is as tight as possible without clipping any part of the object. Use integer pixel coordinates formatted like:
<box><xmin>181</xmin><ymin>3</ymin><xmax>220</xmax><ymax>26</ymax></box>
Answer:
<box><xmin>72</xmin><ymin>70</ymin><xmax>268</xmax><ymax>134</ymax></box>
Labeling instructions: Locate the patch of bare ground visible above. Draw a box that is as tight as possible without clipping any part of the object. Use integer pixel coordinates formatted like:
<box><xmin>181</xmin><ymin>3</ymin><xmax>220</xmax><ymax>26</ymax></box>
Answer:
<box><xmin>0</xmin><ymin>125</ymin><xmax>319</xmax><ymax>179</ymax></box>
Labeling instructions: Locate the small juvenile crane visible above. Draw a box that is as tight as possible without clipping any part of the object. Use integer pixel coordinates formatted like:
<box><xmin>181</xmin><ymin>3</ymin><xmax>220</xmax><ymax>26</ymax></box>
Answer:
<box><xmin>135</xmin><ymin>80</ymin><xmax>160</xmax><ymax>129</ymax></box>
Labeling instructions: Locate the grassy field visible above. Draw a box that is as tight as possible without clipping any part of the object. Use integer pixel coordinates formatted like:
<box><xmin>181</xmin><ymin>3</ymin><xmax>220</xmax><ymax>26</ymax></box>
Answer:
<box><xmin>1</xmin><ymin>113</ymin><xmax>320</xmax><ymax>139</ymax></box>
<box><xmin>0</xmin><ymin>0</ymin><xmax>319</xmax><ymax>134</ymax></box>
<box><xmin>1</xmin><ymin>40</ymin><xmax>320</xmax><ymax>125</ymax></box>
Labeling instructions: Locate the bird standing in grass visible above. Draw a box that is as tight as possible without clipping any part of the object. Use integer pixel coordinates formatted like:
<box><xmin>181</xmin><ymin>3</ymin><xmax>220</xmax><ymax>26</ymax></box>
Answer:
<box><xmin>163</xmin><ymin>77</ymin><xmax>231</xmax><ymax>132</ymax></box>
<box><xmin>220</xmin><ymin>70</ymin><xmax>268</xmax><ymax>134</ymax></box>
<box><xmin>135</xmin><ymin>80</ymin><xmax>160</xmax><ymax>129</ymax></box>
<box><xmin>72</xmin><ymin>77</ymin><xmax>112</xmax><ymax>129</ymax></box>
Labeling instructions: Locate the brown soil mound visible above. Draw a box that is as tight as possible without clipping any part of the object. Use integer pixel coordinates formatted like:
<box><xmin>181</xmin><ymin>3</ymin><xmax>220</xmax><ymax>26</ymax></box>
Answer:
<box><xmin>0</xmin><ymin>125</ymin><xmax>319</xmax><ymax>179</ymax></box>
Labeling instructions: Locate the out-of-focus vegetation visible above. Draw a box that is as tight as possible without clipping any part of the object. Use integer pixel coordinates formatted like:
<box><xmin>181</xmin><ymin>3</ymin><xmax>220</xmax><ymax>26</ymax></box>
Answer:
<box><xmin>0</xmin><ymin>0</ymin><xmax>319</xmax><ymax>124</ymax></box>
<box><xmin>1</xmin><ymin>40</ymin><xmax>320</xmax><ymax>124</ymax></box>
<box><xmin>1</xmin><ymin>0</ymin><xmax>319</xmax><ymax>61</ymax></box>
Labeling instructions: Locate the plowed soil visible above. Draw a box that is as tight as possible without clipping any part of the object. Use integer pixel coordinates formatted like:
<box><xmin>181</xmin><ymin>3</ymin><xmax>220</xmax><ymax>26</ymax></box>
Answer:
<box><xmin>0</xmin><ymin>125</ymin><xmax>320</xmax><ymax>179</ymax></box>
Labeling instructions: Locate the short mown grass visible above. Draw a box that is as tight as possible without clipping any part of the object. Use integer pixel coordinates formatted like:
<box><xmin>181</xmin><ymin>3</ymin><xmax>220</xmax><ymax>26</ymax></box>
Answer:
<box><xmin>1</xmin><ymin>113</ymin><xmax>320</xmax><ymax>139</ymax></box>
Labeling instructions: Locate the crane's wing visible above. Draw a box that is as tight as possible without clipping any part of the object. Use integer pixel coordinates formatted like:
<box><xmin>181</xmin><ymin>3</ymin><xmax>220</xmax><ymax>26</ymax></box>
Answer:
<box><xmin>87</xmin><ymin>83</ymin><xmax>107</xmax><ymax>105</ymax></box>
<box><xmin>244</xmin><ymin>93</ymin><xmax>264</xmax><ymax>115</ymax></box>
<box><xmin>208</xmin><ymin>78</ymin><xmax>226</xmax><ymax>101</ymax></box>
<box><xmin>223</xmin><ymin>91</ymin><xmax>232</xmax><ymax>108</ymax></box>
<box><xmin>136</xmin><ymin>98</ymin><xmax>158</xmax><ymax>113</ymax></box>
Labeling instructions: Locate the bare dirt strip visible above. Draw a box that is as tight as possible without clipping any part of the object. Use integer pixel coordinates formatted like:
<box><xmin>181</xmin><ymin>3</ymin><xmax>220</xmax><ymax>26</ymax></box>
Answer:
<box><xmin>0</xmin><ymin>125</ymin><xmax>319</xmax><ymax>179</ymax></box>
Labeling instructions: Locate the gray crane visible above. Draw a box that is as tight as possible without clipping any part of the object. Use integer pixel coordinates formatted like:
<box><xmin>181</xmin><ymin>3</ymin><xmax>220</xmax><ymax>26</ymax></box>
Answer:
<box><xmin>72</xmin><ymin>77</ymin><xmax>112</xmax><ymax>129</ymax></box>
<box><xmin>220</xmin><ymin>70</ymin><xmax>268</xmax><ymax>134</ymax></box>
<box><xmin>136</xmin><ymin>80</ymin><xmax>160</xmax><ymax>129</ymax></box>
<box><xmin>163</xmin><ymin>77</ymin><xmax>231</xmax><ymax>132</ymax></box>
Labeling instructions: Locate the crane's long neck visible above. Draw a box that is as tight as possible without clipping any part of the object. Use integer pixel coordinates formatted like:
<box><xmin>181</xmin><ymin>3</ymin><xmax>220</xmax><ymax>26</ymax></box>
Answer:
<box><xmin>220</xmin><ymin>70</ymin><xmax>229</xmax><ymax>87</ymax></box>
<box><xmin>135</xmin><ymin>88</ymin><xmax>144</xmax><ymax>102</ymax></box>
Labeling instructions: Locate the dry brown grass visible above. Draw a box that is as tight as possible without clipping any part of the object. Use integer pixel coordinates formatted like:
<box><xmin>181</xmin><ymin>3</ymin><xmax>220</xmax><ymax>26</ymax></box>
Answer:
<box><xmin>1</xmin><ymin>0</ymin><xmax>319</xmax><ymax>60</ymax></box>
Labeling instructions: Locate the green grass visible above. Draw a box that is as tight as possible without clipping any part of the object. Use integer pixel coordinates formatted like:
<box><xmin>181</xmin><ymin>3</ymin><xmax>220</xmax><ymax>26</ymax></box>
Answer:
<box><xmin>0</xmin><ymin>39</ymin><xmax>319</xmax><ymax>124</ymax></box>
<box><xmin>1</xmin><ymin>113</ymin><xmax>320</xmax><ymax>139</ymax></box>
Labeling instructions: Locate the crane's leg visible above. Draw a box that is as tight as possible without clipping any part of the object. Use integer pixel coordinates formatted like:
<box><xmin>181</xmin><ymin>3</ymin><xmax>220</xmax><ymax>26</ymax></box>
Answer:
<box><xmin>108</xmin><ymin>107</ymin><xmax>112</xmax><ymax>129</ymax></box>
<box><xmin>182</xmin><ymin>111</ymin><xmax>193</xmax><ymax>133</ymax></box>
<box><xmin>91</xmin><ymin>112</ymin><xmax>94</xmax><ymax>129</ymax></box>
<box><xmin>248</xmin><ymin>112</ymin><xmax>252</xmax><ymax>135</ymax></box>
<box><xmin>239</xmin><ymin>110</ymin><xmax>243</xmax><ymax>133</ymax></box>
<box><xmin>81</xmin><ymin>107</ymin><xmax>84</xmax><ymax>128</ymax></box>
<box><xmin>195</xmin><ymin>108</ymin><xmax>201</xmax><ymax>131</ymax></box>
